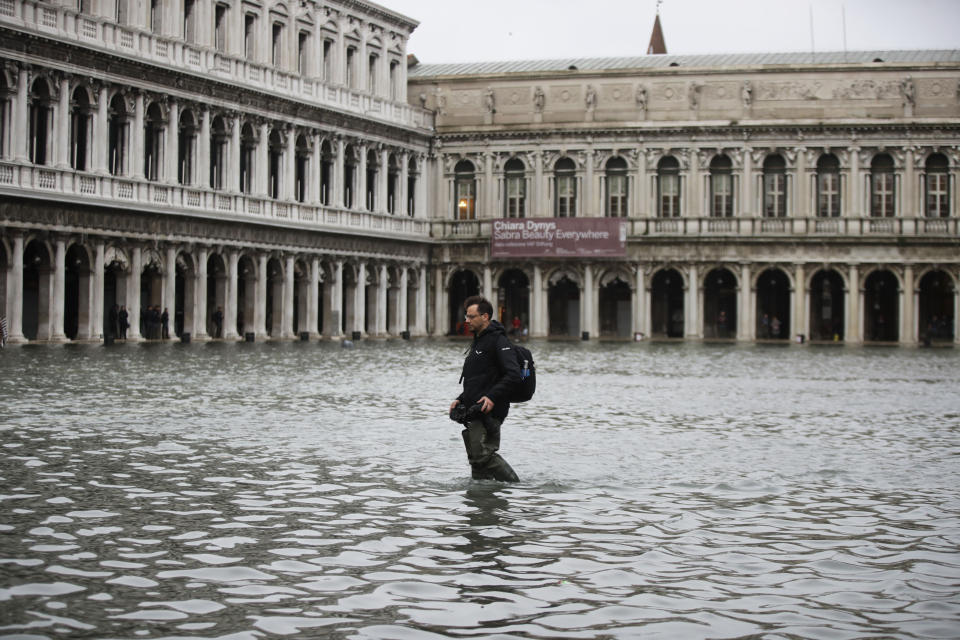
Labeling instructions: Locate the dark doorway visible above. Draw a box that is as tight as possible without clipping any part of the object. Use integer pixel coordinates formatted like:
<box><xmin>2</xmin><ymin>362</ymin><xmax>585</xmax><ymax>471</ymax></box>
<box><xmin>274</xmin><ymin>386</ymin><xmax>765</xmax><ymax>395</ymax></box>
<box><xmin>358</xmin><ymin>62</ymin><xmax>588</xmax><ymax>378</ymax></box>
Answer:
<box><xmin>864</xmin><ymin>270</ymin><xmax>899</xmax><ymax>342</ymax></box>
<box><xmin>704</xmin><ymin>267</ymin><xmax>738</xmax><ymax>339</ymax></box>
<box><xmin>756</xmin><ymin>268</ymin><xmax>790</xmax><ymax>339</ymax></box>
<box><xmin>650</xmin><ymin>269</ymin><xmax>684</xmax><ymax>338</ymax></box>
<box><xmin>809</xmin><ymin>269</ymin><xmax>845</xmax><ymax>341</ymax></box>
<box><xmin>548</xmin><ymin>275</ymin><xmax>580</xmax><ymax>337</ymax></box>
<box><xmin>448</xmin><ymin>269</ymin><xmax>480</xmax><ymax>335</ymax></box>
<box><xmin>599</xmin><ymin>276</ymin><xmax>631</xmax><ymax>338</ymax></box>
<box><xmin>498</xmin><ymin>268</ymin><xmax>530</xmax><ymax>336</ymax></box>
<box><xmin>918</xmin><ymin>270</ymin><xmax>954</xmax><ymax>343</ymax></box>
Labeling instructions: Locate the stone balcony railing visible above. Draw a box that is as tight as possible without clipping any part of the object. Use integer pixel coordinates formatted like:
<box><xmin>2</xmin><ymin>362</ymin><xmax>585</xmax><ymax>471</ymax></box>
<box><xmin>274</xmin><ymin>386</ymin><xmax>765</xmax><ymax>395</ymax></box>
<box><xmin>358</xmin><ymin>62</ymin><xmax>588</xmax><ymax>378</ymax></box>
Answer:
<box><xmin>432</xmin><ymin>214</ymin><xmax>959</xmax><ymax>241</ymax></box>
<box><xmin>0</xmin><ymin>161</ymin><xmax>430</xmax><ymax>239</ymax></box>
<box><xmin>1</xmin><ymin>0</ymin><xmax>435</xmax><ymax>133</ymax></box>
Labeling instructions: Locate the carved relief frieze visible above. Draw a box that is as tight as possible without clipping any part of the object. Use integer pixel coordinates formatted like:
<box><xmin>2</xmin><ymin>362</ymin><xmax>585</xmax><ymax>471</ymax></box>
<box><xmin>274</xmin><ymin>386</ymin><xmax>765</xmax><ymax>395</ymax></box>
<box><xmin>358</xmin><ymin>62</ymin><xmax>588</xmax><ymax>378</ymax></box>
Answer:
<box><xmin>550</xmin><ymin>85</ymin><xmax>581</xmax><ymax>108</ymax></box>
<box><xmin>652</xmin><ymin>82</ymin><xmax>685</xmax><ymax>104</ymax></box>
<box><xmin>759</xmin><ymin>81</ymin><xmax>821</xmax><ymax>100</ymax></box>
<box><xmin>703</xmin><ymin>82</ymin><xmax>740</xmax><ymax>103</ymax></box>
<box><xmin>832</xmin><ymin>79</ymin><xmax>899</xmax><ymax>100</ymax></box>
<box><xmin>601</xmin><ymin>84</ymin><xmax>633</xmax><ymax>104</ymax></box>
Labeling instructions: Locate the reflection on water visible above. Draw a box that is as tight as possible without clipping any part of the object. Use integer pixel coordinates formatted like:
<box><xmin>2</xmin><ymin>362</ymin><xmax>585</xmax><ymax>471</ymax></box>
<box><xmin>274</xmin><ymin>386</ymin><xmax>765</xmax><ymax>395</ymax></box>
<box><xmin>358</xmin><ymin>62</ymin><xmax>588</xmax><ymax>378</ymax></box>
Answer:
<box><xmin>1</xmin><ymin>341</ymin><xmax>959</xmax><ymax>639</ymax></box>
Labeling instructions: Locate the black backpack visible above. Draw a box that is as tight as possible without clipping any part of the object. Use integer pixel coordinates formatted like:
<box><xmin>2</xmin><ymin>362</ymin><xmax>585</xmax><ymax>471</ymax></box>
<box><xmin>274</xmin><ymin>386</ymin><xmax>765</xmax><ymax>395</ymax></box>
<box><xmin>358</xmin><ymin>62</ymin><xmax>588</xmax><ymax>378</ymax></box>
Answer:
<box><xmin>506</xmin><ymin>342</ymin><xmax>536</xmax><ymax>403</ymax></box>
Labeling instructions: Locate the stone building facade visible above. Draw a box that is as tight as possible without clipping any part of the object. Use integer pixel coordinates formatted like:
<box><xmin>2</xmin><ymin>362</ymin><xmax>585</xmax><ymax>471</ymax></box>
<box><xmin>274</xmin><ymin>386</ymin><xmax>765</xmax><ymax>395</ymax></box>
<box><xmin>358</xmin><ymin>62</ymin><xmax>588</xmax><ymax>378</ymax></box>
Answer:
<box><xmin>410</xmin><ymin>52</ymin><xmax>960</xmax><ymax>345</ymax></box>
<box><xmin>1</xmin><ymin>0</ymin><xmax>433</xmax><ymax>343</ymax></box>
<box><xmin>1</xmin><ymin>0</ymin><xmax>958</xmax><ymax>346</ymax></box>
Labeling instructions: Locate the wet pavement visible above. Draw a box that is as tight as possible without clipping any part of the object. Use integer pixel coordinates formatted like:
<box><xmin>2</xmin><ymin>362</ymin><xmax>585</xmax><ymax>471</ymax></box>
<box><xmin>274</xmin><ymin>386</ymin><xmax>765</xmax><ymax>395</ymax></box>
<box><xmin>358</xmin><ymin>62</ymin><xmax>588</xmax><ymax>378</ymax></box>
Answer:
<box><xmin>1</xmin><ymin>340</ymin><xmax>959</xmax><ymax>639</ymax></box>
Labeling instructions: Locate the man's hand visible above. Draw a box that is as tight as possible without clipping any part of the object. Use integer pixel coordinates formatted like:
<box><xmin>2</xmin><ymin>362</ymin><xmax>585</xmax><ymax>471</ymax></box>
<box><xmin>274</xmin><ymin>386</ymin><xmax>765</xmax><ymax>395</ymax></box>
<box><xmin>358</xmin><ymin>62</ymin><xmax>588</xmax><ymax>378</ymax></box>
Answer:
<box><xmin>450</xmin><ymin>400</ymin><xmax>460</xmax><ymax>411</ymax></box>
<box><xmin>478</xmin><ymin>396</ymin><xmax>494</xmax><ymax>413</ymax></box>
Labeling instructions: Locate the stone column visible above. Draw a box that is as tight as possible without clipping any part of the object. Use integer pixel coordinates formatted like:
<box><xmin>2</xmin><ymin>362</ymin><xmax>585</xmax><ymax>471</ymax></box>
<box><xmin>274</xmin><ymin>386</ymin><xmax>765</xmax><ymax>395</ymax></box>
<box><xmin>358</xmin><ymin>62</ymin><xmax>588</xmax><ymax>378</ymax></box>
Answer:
<box><xmin>434</xmin><ymin>265</ymin><xmax>445</xmax><ymax>336</ymax></box>
<box><xmin>94</xmin><ymin>84</ymin><xmax>110</xmax><ymax>173</ymax></box>
<box><xmin>56</xmin><ymin>74</ymin><xmax>71</xmax><ymax>168</ymax></box>
<box><xmin>847</xmin><ymin>264</ymin><xmax>860</xmax><ymax>344</ymax></box>
<box><xmin>795</xmin><ymin>147</ymin><xmax>808</xmax><ymax>217</ymax></box>
<box><xmin>532</xmin><ymin>264</ymin><xmax>544</xmax><ymax>338</ymax></box>
<box><xmin>415</xmin><ymin>265</ymin><xmax>427</xmax><ymax>335</ymax></box>
<box><xmin>166</xmin><ymin>100</ymin><xmax>179</xmax><ymax>184</ymax></box>
<box><xmin>229</xmin><ymin>116</ymin><xmax>241</xmax><ymax>193</ymax></box>
<box><xmin>902</xmin><ymin>264</ymin><xmax>915</xmax><ymax>345</ymax></box>
<box><xmin>848</xmin><ymin>147</ymin><xmax>860</xmax><ymax>216</ymax></box>
<box><xmin>13</xmin><ymin>65</ymin><xmax>28</xmax><ymax>163</ymax></box>
<box><xmin>6</xmin><ymin>234</ymin><xmax>25</xmax><ymax>342</ymax></box>
<box><xmin>740</xmin><ymin>147</ymin><xmax>752</xmax><ymax>216</ymax></box>
<box><xmin>378</xmin><ymin>264</ymin><xmax>388</xmax><ymax>335</ymax></box>
<box><xmin>285</xmin><ymin>127</ymin><xmax>295</xmax><ymax>201</ymax></box>
<box><xmin>255</xmin><ymin>253</ymin><xmax>267</xmax><ymax>338</ymax></box>
<box><xmin>583</xmin><ymin>149</ymin><xmax>594</xmax><ymax>216</ymax></box>
<box><xmin>581</xmin><ymin>263</ymin><xmax>593</xmax><ymax>338</ymax></box>
<box><xmin>635</xmin><ymin>150</ymin><xmax>647</xmax><ymax>217</ymax></box>
<box><xmin>258</xmin><ymin>121</ymin><xmax>270</xmax><ymax>196</ymax></box>
<box><xmin>483</xmin><ymin>265</ymin><xmax>492</xmax><ymax>301</ymax></box>
<box><xmin>127</xmin><ymin>245</ymin><xmax>142</xmax><ymax>340</ymax></box>
<box><xmin>357</xmin><ymin>145</ymin><xmax>368</xmax><ymax>211</ymax></box>
<box><xmin>686</xmin><ymin>263</ymin><xmax>699</xmax><ymax>338</ymax></box>
<box><xmin>310</xmin><ymin>131</ymin><xmax>321</xmax><ymax>204</ymax></box>
<box><xmin>904</xmin><ymin>148</ymin><xmax>916</xmax><ymax>217</ymax></box>
<box><xmin>484</xmin><ymin>152</ymin><xmax>495</xmax><ymax>217</ymax></box>
<box><xmin>309</xmin><ymin>256</ymin><xmax>320</xmax><ymax>338</ymax></box>
<box><xmin>687</xmin><ymin>149</ymin><xmax>700</xmax><ymax>217</ymax></box>
<box><xmin>380</xmin><ymin>146</ymin><xmax>389</xmax><ymax>214</ymax></box>
<box><xmin>335</xmin><ymin>136</ymin><xmax>346</xmax><ymax>208</ymax></box>
<box><xmin>398</xmin><ymin>267</ymin><xmax>409</xmax><ymax>335</ymax></box>
<box><xmin>399</xmin><ymin>151</ymin><xmax>410</xmax><ymax>216</ymax></box>
<box><xmin>793</xmin><ymin>263</ymin><xmax>805</xmax><ymax>342</ymax></box>
<box><xmin>634</xmin><ymin>264</ymin><xmax>646</xmax><ymax>337</ymax></box>
<box><xmin>225</xmin><ymin>250</ymin><xmax>239</xmax><ymax>339</ymax></box>
<box><xmin>330</xmin><ymin>259</ymin><xmax>344</xmax><ymax>337</ymax></box>
<box><xmin>198</xmin><ymin>108</ymin><xmax>210</xmax><ymax>188</ymax></box>
<box><xmin>738</xmin><ymin>263</ymin><xmax>751</xmax><ymax>340</ymax></box>
<box><xmin>534</xmin><ymin>150</ymin><xmax>546</xmax><ymax>217</ymax></box>
<box><xmin>195</xmin><ymin>247</ymin><xmax>209</xmax><ymax>339</ymax></box>
<box><xmin>50</xmin><ymin>237</ymin><xmax>67</xmax><ymax>341</ymax></box>
<box><xmin>283</xmin><ymin>254</ymin><xmax>294</xmax><ymax>338</ymax></box>
<box><xmin>164</xmin><ymin>246</ymin><xmax>177</xmax><ymax>338</ymax></box>
<box><xmin>92</xmin><ymin>241</ymin><xmax>104</xmax><ymax>340</ymax></box>
<box><xmin>355</xmin><ymin>261</ymin><xmax>366</xmax><ymax>335</ymax></box>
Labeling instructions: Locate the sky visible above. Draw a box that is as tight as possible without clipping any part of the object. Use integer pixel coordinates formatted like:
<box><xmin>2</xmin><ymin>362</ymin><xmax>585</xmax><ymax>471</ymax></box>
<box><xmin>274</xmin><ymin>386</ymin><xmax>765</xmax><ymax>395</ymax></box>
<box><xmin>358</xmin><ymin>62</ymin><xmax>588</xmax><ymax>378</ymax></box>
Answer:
<box><xmin>383</xmin><ymin>0</ymin><xmax>960</xmax><ymax>64</ymax></box>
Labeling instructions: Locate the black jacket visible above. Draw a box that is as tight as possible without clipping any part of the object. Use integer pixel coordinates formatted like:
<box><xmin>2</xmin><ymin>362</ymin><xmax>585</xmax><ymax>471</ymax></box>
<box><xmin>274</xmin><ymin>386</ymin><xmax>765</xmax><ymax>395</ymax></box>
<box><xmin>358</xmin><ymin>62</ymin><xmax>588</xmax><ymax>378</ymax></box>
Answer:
<box><xmin>458</xmin><ymin>320</ymin><xmax>522</xmax><ymax>421</ymax></box>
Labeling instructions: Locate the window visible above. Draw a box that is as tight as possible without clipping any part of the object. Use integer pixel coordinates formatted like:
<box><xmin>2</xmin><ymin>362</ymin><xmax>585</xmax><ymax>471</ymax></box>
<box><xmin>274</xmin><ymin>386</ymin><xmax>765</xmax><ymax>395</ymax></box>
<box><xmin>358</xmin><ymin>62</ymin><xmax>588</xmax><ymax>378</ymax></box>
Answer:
<box><xmin>322</xmin><ymin>39</ymin><xmax>333</xmax><ymax>80</ymax></box>
<box><xmin>240</xmin><ymin>123</ymin><xmax>256</xmax><ymax>194</ymax></box>
<box><xmin>710</xmin><ymin>155</ymin><xmax>733</xmax><ymax>217</ymax></box>
<box><xmin>149</xmin><ymin>0</ymin><xmax>161</xmax><ymax>33</ymax></box>
<box><xmin>272</xmin><ymin>23</ymin><xmax>283</xmax><ymax>67</ymax></box>
<box><xmin>345</xmin><ymin>46</ymin><xmax>356</xmax><ymax>88</ymax></box>
<box><xmin>606</xmin><ymin>157</ymin><xmax>628</xmax><ymax>217</ymax></box>
<box><xmin>555</xmin><ymin>157</ymin><xmax>577</xmax><ymax>217</ymax></box>
<box><xmin>817</xmin><ymin>154</ymin><xmax>841</xmax><ymax>218</ymax></box>
<box><xmin>925</xmin><ymin>153</ymin><xmax>949</xmax><ymax>218</ymax></box>
<box><xmin>28</xmin><ymin>79</ymin><xmax>52</xmax><ymax>166</ymax></box>
<box><xmin>214</xmin><ymin>4</ymin><xmax>228</xmax><ymax>53</ymax></box>
<box><xmin>210</xmin><ymin>116</ymin><xmax>229</xmax><ymax>190</ymax></box>
<box><xmin>870</xmin><ymin>153</ymin><xmax>895</xmax><ymax>218</ymax></box>
<box><xmin>69</xmin><ymin>87</ymin><xmax>92</xmax><ymax>171</ymax></box>
<box><xmin>107</xmin><ymin>94</ymin><xmax>129</xmax><ymax>175</ymax></box>
<box><xmin>657</xmin><ymin>156</ymin><xmax>681</xmax><ymax>218</ymax></box>
<box><xmin>183</xmin><ymin>0</ymin><xmax>196</xmax><ymax>43</ymax></box>
<box><xmin>320</xmin><ymin>140</ymin><xmax>333</xmax><ymax>205</ymax></box>
<box><xmin>116</xmin><ymin>0</ymin><xmax>128</xmax><ymax>25</ymax></box>
<box><xmin>407</xmin><ymin>157</ymin><xmax>418</xmax><ymax>216</ymax></box>
<box><xmin>454</xmin><ymin>160</ymin><xmax>476</xmax><ymax>220</ymax></box>
<box><xmin>389</xmin><ymin>60</ymin><xmax>399</xmax><ymax>100</ymax></box>
<box><xmin>144</xmin><ymin>103</ymin><xmax>164</xmax><ymax>181</ymax></box>
<box><xmin>504</xmin><ymin>157</ymin><xmax>526</xmax><ymax>218</ymax></box>
<box><xmin>244</xmin><ymin>14</ymin><xmax>256</xmax><ymax>60</ymax></box>
<box><xmin>762</xmin><ymin>154</ymin><xmax>787</xmax><ymax>218</ymax></box>
<box><xmin>178</xmin><ymin>110</ymin><xmax>197</xmax><ymax>185</ymax></box>
<box><xmin>79</xmin><ymin>0</ymin><xmax>91</xmax><ymax>14</ymax></box>
<box><xmin>387</xmin><ymin>154</ymin><xmax>399</xmax><ymax>214</ymax></box>
<box><xmin>298</xmin><ymin>32</ymin><xmax>309</xmax><ymax>75</ymax></box>
<box><xmin>295</xmin><ymin>134</ymin><xmax>309</xmax><ymax>203</ymax></box>
<box><xmin>268</xmin><ymin>130</ymin><xmax>283</xmax><ymax>199</ymax></box>
<box><xmin>365</xmin><ymin>149</ymin><xmax>378</xmax><ymax>210</ymax></box>
<box><xmin>368</xmin><ymin>53</ymin><xmax>378</xmax><ymax>93</ymax></box>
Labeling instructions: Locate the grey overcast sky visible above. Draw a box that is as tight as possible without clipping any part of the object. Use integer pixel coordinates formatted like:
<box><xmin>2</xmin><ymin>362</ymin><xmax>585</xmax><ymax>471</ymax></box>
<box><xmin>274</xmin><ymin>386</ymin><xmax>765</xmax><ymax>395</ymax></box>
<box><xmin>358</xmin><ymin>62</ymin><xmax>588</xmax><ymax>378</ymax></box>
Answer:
<box><xmin>383</xmin><ymin>0</ymin><xmax>960</xmax><ymax>64</ymax></box>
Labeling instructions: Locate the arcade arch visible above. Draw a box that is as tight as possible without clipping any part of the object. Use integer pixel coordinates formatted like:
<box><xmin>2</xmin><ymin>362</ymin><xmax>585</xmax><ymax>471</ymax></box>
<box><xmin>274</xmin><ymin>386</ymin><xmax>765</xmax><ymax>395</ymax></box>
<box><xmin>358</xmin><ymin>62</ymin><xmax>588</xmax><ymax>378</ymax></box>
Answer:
<box><xmin>703</xmin><ymin>267</ymin><xmax>737</xmax><ymax>339</ymax></box>
<box><xmin>756</xmin><ymin>267</ymin><xmax>791</xmax><ymax>339</ymax></box>
<box><xmin>650</xmin><ymin>268</ymin><xmax>685</xmax><ymax>338</ymax></box>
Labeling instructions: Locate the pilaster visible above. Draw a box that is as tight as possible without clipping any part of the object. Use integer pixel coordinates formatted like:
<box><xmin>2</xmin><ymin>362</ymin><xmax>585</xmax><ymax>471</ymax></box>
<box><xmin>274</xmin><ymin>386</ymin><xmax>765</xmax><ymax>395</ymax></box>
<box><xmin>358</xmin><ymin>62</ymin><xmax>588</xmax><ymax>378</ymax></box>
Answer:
<box><xmin>225</xmin><ymin>250</ymin><xmax>239</xmax><ymax>339</ymax></box>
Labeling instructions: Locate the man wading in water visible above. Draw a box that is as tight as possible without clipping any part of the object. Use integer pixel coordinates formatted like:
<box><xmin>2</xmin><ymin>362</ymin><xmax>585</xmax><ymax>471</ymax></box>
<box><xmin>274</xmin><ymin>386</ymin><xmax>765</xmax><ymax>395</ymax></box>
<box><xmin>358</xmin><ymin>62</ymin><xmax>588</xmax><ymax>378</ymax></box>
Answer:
<box><xmin>449</xmin><ymin>296</ymin><xmax>521</xmax><ymax>481</ymax></box>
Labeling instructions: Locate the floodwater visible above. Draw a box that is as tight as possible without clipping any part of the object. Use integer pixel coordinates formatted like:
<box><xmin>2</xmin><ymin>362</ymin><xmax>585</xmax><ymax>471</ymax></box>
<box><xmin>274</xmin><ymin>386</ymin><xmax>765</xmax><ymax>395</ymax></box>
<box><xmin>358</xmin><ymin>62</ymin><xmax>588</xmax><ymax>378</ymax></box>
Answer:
<box><xmin>1</xmin><ymin>339</ymin><xmax>959</xmax><ymax>640</ymax></box>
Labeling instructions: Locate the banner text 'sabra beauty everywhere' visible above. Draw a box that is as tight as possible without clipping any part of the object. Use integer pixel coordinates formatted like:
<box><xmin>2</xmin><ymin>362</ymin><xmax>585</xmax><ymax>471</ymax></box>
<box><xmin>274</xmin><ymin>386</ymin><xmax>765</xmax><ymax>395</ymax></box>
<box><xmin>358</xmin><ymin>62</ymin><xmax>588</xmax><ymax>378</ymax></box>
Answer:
<box><xmin>490</xmin><ymin>218</ymin><xmax>627</xmax><ymax>258</ymax></box>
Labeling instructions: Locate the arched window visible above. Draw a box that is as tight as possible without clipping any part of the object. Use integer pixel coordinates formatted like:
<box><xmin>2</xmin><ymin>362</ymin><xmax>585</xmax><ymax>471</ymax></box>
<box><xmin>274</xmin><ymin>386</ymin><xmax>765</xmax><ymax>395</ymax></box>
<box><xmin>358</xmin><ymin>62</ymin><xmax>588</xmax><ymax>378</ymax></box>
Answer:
<box><xmin>29</xmin><ymin>78</ymin><xmax>53</xmax><ymax>166</ymax></box>
<box><xmin>817</xmin><ymin>154</ymin><xmax>841</xmax><ymax>218</ymax></box>
<box><xmin>0</xmin><ymin>72</ymin><xmax>9</xmax><ymax>159</ymax></box>
<box><xmin>387</xmin><ymin>153</ymin><xmax>399</xmax><ymax>214</ymax></box>
<box><xmin>504</xmin><ymin>157</ymin><xmax>526</xmax><ymax>218</ymax></box>
<box><xmin>320</xmin><ymin>140</ymin><xmax>333</xmax><ymax>206</ymax></box>
<box><xmin>178</xmin><ymin>110</ymin><xmax>197</xmax><ymax>185</ymax></box>
<box><xmin>343</xmin><ymin>145</ymin><xmax>356</xmax><ymax>208</ymax></box>
<box><xmin>870</xmin><ymin>153</ymin><xmax>895</xmax><ymax>218</ymax></box>
<box><xmin>239</xmin><ymin>123</ymin><xmax>256</xmax><ymax>194</ymax></box>
<box><xmin>210</xmin><ymin>116</ymin><xmax>229</xmax><ymax>190</ymax></box>
<box><xmin>108</xmin><ymin>93</ymin><xmax>130</xmax><ymax>176</ymax></box>
<box><xmin>183</xmin><ymin>0</ymin><xmax>197</xmax><ymax>43</ymax></box>
<box><xmin>366</xmin><ymin>148</ymin><xmax>378</xmax><ymax>210</ymax></box>
<box><xmin>925</xmin><ymin>153</ymin><xmax>949</xmax><ymax>218</ymax></box>
<box><xmin>268</xmin><ymin>129</ymin><xmax>283</xmax><ymax>199</ymax></box>
<box><xmin>368</xmin><ymin>52</ymin><xmax>378</xmax><ymax>94</ymax></box>
<box><xmin>70</xmin><ymin>86</ymin><xmax>93</xmax><ymax>171</ymax></box>
<box><xmin>762</xmin><ymin>154</ymin><xmax>787</xmax><ymax>218</ymax></box>
<box><xmin>555</xmin><ymin>157</ymin><xmax>576</xmax><ymax>217</ymax></box>
<box><xmin>657</xmin><ymin>156</ymin><xmax>681</xmax><ymax>218</ymax></box>
<box><xmin>144</xmin><ymin>103</ymin><xmax>164</xmax><ymax>181</ymax></box>
<box><xmin>606</xmin><ymin>156</ymin><xmax>628</xmax><ymax>217</ymax></box>
<box><xmin>295</xmin><ymin>134</ymin><xmax>310</xmax><ymax>203</ymax></box>
<box><xmin>454</xmin><ymin>159</ymin><xmax>476</xmax><ymax>220</ymax></box>
<box><xmin>407</xmin><ymin>156</ymin><xmax>418</xmax><ymax>217</ymax></box>
<box><xmin>710</xmin><ymin>155</ymin><xmax>733</xmax><ymax>217</ymax></box>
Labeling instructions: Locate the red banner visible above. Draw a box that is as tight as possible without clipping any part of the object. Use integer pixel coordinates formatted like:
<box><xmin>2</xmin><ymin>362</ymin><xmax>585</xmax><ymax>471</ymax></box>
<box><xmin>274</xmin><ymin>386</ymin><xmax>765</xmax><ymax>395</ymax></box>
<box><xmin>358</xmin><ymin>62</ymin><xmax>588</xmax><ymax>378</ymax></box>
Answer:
<box><xmin>491</xmin><ymin>218</ymin><xmax>627</xmax><ymax>258</ymax></box>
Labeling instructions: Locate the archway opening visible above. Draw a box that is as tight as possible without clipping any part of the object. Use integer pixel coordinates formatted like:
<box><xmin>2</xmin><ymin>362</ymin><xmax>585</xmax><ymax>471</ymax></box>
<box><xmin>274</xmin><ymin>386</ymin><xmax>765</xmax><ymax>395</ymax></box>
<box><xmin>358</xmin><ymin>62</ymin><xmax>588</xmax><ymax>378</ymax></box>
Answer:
<box><xmin>809</xmin><ymin>269</ymin><xmax>845</xmax><ymax>342</ymax></box>
<box><xmin>64</xmin><ymin>244</ymin><xmax>90</xmax><ymax>340</ymax></box>
<box><xmin>141</xmin><ymin>259</ymin><xmax>163</xmax><ymax>339</ymax></box>
<box><xmin>22</xmin><ymin>239</ymin><xmax>51</xmax><ymax>341</ymax></box>
<box><xmin>599</xmin><ymin>276</ymin><xmax>631</xmax><ymax>338</ymax></box>
<box><xmin>294</xmin><ymin>260</ymin><xmax>308</xmax><ymax>336</ymax></box>
<box><xmin>206</xmin><ymin>253</ymin><xmax>227</xmax><ymax>338</ymax></box>
<box><xmin>448</xmin><ymin>269</ymin><xmax>480</xmax><ymax>335</ymax></box>
<box><xmin>266</xmin><ymin>257</ymin><xmax>283</xmax><ymax>337</ymax></box>
<box><xmin>650</xmin><ymin>269</ymin><xmax>684</xmax><ymax>338</ymax></box>
<box><xmin>704</xmin><ymin>267</ymin><xmax>738</xmax><ymax>339</ymax></box>
<box><xmin>548</xmin><ymin>275</ymin><xmax>580</xmax><ymax>338</ymax></box>
<box><xmin>918</xmin><ymin>270</ymin><xmax>955</xmax><ymax>343</ymax></box>
<box><xmin>498</xmin><ymin>268</ymin><xmax>529</xmax><ymax>336</ymax></box>
<box><xmin>104</xmin><ymin>259</ymin><xmax>127</xmax><ymax>339</ymax></box>
<box><xmin>864</xmin><ymin>270</ymin><xmax>899</xmax><ymax>342</ymax></box>
<box><xmin>756</xmin><ymin>268</ymin><xmax>790</xmax><ymax>339</ymax></box>
<box><xmin>237</xmin><ymin>255</ymin><xmax>256</xmax><ymax>337</ymax></box>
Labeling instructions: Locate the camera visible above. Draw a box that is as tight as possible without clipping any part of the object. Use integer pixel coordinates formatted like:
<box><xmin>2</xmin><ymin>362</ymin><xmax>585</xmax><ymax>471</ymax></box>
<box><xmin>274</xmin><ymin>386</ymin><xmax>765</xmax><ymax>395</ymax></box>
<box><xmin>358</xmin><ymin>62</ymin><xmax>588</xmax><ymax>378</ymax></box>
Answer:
<box><xmin>449</xmin><ymin>401</ymin><xmax>483</xmax><ymax>425</ymax></box>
